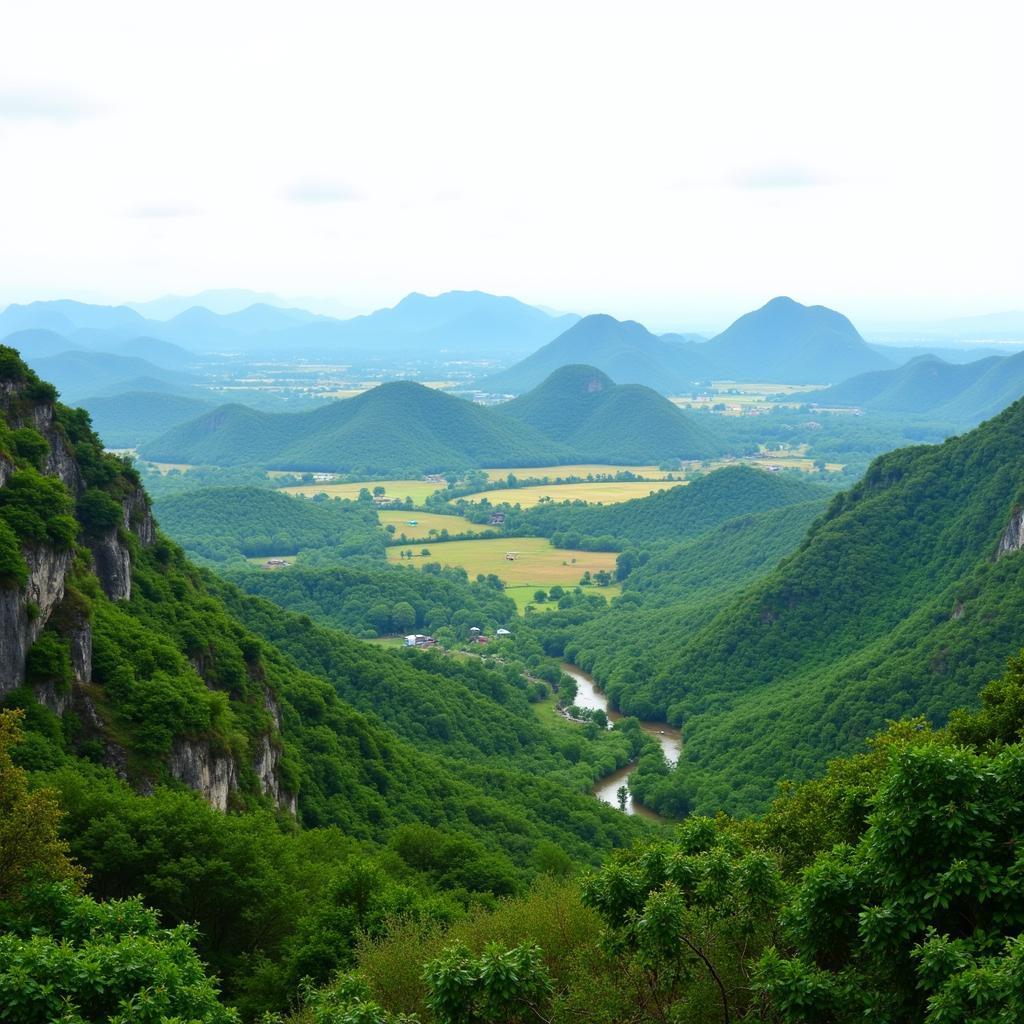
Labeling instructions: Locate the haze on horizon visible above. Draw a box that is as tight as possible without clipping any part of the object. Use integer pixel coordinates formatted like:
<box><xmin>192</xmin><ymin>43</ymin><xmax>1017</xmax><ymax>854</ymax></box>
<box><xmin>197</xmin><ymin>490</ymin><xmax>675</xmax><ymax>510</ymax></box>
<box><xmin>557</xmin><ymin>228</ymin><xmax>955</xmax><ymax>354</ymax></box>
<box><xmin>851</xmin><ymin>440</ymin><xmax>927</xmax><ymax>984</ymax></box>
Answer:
<box><xmin>0</xmin><ymin>0</ymin><xmax>1021</xmax><ymax>331</ymax></box>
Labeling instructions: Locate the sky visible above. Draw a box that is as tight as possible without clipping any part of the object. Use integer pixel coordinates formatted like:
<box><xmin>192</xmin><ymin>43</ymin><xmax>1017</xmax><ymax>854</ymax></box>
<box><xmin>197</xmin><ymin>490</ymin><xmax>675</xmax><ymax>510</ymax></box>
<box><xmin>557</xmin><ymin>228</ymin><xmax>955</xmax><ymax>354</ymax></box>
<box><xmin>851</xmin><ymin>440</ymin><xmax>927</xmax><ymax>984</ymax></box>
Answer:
<box><xmin>0</xmin><ymin>0</ymin><xmax>1021</xmax><ymax>331</ymax></box>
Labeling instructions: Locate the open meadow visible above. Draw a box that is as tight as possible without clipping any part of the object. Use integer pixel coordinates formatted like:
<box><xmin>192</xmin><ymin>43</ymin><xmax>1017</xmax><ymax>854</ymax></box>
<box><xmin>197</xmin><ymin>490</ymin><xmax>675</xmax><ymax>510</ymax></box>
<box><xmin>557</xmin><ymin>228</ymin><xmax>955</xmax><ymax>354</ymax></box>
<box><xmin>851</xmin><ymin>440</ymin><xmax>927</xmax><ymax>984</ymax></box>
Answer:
<box><xmin>482</xmin><ymin>463</ymin><xmax>677</xmax><ymax>481</ymax></box>
<box><xmin>280</xmin><ymin>478</ymin><xmax>444</xmax><ymax>503</ymax></box>
<box><xmin>377</xmin><ymin>509</ymin><xmax>489</xmax><ymax>540</ymax></box>
<box><xmin>386</xmin><ymin>536</ymin><xmax>621</xmax><ymax>608</ymax></box>
<box><xmin>459</xmin><ymin>479</ymin><xmax>686</xmax><ymax>507</ymax></box>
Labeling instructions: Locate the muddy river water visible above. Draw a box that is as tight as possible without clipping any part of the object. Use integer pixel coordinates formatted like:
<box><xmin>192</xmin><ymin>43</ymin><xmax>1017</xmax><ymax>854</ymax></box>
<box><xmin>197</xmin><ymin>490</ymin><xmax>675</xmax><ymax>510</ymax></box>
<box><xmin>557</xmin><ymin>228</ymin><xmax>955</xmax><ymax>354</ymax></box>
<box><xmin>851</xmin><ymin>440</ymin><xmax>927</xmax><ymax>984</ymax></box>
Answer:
<box><xmin>559</xmin><ymin>663</ymin><xmax>681</xmax><ymax>820</ymax></box>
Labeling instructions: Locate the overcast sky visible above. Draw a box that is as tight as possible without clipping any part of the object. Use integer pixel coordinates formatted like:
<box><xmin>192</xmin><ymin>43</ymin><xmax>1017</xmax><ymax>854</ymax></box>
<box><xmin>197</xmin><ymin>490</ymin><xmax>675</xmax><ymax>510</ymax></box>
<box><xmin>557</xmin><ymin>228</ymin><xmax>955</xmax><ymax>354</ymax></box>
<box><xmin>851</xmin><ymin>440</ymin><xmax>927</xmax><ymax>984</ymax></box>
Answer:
<box><xmin>0</xmin><ymin>0</ymin><xmax>1021</xmax><ymax>330</ymax></box>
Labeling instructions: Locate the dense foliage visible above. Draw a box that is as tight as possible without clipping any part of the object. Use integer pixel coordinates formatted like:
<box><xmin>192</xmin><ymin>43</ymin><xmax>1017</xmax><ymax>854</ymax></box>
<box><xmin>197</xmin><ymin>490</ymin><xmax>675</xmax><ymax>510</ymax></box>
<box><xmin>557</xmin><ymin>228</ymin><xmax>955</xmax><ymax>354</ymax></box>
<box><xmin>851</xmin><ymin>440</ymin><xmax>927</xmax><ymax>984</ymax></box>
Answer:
<box><xmin>154</xmin><ymin>486</ymin><xmax>385</xmax><ymax>563</ymax></box>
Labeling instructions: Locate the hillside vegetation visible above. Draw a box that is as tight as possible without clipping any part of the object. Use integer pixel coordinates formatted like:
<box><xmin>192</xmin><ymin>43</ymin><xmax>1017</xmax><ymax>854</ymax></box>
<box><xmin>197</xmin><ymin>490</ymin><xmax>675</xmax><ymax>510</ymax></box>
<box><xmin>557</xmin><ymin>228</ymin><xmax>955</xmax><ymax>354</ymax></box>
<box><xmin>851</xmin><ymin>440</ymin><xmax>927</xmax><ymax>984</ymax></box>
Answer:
<box><xmin>569</xmin><ymin>394</ymin><xmax>1024</xmax><ymax>814</ymax></box>
<box><xmin>496</xmin><ymin>364</ymin><xmax>720</xmax><ymax>461</ymax></box>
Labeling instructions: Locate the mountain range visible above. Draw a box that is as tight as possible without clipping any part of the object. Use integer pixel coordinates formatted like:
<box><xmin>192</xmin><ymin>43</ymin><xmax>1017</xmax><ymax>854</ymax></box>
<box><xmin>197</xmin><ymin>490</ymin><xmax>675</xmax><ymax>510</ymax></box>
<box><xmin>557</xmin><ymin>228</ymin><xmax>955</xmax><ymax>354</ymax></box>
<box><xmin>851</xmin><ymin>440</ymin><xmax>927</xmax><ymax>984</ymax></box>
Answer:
<box><xmin>0</xmin><ymin>290</ymin><xmax>578</xmax><ymax>360</ymax></box>
<box><xmin>798</xmin><ymin>350</ymin><xmax>1024</xmax><ymax>424</ymax></box>
<box><xmin>481</xmin><ymin>297</ymin><xmax>895</xmax><ymax>393</ymax></box>
<box><xmin>139</xmin><ymin>367</ymin><xmax>724</xmax><ymax>471</ymax></box>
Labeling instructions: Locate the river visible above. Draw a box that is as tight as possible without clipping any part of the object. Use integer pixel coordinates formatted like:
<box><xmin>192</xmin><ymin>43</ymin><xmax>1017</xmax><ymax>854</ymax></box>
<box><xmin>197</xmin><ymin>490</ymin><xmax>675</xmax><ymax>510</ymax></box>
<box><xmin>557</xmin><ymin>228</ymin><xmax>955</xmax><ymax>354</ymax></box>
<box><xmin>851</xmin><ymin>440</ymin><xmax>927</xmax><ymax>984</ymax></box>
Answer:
<box><xmin>559</xmin><ymin>663</ymin><xmax>681</xmax><ymax>820</ymax></box>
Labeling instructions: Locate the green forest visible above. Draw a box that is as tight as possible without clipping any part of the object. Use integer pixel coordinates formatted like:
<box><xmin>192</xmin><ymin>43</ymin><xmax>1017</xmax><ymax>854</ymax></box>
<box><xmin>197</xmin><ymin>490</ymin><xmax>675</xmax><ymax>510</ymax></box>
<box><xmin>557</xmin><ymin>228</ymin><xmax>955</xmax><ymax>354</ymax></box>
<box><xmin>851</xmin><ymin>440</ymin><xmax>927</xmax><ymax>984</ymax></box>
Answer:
<box><xmin>4</xmin><ymin>343</ymin><xmax>1024</xmax><ymax>1023</ymax></box>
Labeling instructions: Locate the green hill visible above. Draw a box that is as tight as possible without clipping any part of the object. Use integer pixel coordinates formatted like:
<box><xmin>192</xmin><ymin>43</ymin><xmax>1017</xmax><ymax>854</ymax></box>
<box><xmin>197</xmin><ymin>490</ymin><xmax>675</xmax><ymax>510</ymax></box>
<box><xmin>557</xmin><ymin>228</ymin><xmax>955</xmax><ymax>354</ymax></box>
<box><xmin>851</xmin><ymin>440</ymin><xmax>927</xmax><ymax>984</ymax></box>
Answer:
<box><xmin>513</xmin><ymin>464</ymin><xmax>832</xmax><ymax>547</ymax></box>
<box><xmin>478</xmin><ymin>314</ymin><xmax>713</xmax><ymax>395</ymax></box>
<box><xmin>572</xmin><ymin>394</ymin><xmax>1024</xmax><ymax>815</ymax></box>
<box><xmin>496</xmin><ymin>364</ymin><xmax>723</xmax><ymax>461</ymax></box>
<box><xmin>141</xmin><ymin>381</ymin><xmax>570</xmax><ymax>472</ymax></box>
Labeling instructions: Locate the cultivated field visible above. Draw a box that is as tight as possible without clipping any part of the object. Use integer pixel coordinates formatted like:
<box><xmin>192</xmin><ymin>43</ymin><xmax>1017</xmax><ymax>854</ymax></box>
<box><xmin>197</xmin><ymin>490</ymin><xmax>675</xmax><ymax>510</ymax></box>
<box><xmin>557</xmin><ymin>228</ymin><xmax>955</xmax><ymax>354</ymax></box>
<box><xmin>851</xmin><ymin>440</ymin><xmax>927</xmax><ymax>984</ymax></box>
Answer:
<box><xmin>280</xmin><ymin>479</ymin><xmax>444</xmax><ymax>503</ymax></box>
<box><xmin>482</xmin><ymin>464</ymin><xmax>677</xmax><ymax>481</ymax></box>
<box><xmin>386</xmin><ymin>536</ymin><xmax>621</xmax><ymax>598</ymax></box>
<box><xmin>377</xmin><ymin>509</ymin><xmax>489</xmax><ymax>540</ymax></box>
<box><xmin>459</xmin><ymin>479</ymin><xmax>686</xmax><ymax>508</ymax></box>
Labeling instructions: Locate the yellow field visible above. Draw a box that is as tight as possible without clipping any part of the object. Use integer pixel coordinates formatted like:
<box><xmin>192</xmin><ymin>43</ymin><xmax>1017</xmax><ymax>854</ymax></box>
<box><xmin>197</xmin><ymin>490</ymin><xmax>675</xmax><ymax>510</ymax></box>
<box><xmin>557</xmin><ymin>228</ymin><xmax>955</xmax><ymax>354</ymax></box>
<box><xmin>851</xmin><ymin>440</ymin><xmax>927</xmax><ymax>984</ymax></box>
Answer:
<box><xmin>482</xmin><ymin>464</ymin><xmax>676</xmax><ymax>481</ymax></box>
<box><xmin>280</xmin><ymin>479</ymin><xmax>445</xmax><ymax>504</ymax></box>
<box><xmin>386</xmin><ymin>537</ymin><xmax>619</xmax><ymax>589</ymax></box>
<box><xmin>142</xmin><ymin>461</ymin><xmax>196</xmax><ymax>474</ymax></box>
<box><xmin>459</xmin><ymin>479</ymin><xmax>686</xmax><ymax>508</ymax></box>
<box><xmin>377</xmin><ymin>510</ymin><xmax>489</xmax><ymax>540</ymax></box>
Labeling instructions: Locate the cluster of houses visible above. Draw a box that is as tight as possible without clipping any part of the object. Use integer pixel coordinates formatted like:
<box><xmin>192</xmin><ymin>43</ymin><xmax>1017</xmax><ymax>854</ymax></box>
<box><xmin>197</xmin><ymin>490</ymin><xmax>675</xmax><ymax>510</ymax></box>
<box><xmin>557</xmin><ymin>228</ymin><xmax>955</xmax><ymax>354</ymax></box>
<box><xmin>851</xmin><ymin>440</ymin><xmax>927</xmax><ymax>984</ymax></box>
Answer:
<box><xmin>372</xmin><ymin>495</ymin><xmax>401</xmax><ymax>507</ymax></box>
<box><xmin>261</xmin><ymin>558</ymin><xmax>291</xmax><ymax>570</ymax></box>
<box><xmin>403</xmin><ymin>626</ymin><xmax>513</xmax><ymax>648</ymax></box>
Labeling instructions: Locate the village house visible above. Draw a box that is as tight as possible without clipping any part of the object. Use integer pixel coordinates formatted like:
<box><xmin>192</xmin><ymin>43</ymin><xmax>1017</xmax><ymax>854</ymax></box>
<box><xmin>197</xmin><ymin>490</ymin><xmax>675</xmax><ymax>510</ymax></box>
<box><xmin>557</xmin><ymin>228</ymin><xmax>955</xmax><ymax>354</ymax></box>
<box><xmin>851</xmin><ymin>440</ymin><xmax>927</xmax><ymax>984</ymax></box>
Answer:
<box><xmin>403</xmin><ymin>634</ymin><xmax>435</xmax><ymax>647</ymax></box>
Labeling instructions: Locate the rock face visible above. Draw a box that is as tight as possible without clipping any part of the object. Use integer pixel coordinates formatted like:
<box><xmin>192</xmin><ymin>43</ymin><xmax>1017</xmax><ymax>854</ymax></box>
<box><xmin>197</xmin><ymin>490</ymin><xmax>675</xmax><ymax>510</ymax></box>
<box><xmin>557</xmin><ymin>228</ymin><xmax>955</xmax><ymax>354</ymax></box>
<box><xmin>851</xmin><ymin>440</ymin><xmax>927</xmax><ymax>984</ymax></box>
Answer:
<box><xmin>253</xmin><ymin>688</ymin><xmax>297</xmax><ymax>814</ymax></box>
<box><xmin>169</xmin><ymin>738</ymin><xmax>238</xmax><ymax>813</ymax></box>
<box><xmin>89</xmin><ymin>528</ymin><xmax>133</xmax><ymax>601</ymax></box>
<box><xmin>0</xmin><ymin>545</ymin><xmax>74</xmax><ymax>695</ymax></box>
<box><xmin>997</xmin><ymin>507</ymin><xmax>1024</xmax><ymax>559</ymax></box>
<box><xmin>123</xmin><ymin>486</ymin><xmax>155</xmax><ymax>546</ymax></box>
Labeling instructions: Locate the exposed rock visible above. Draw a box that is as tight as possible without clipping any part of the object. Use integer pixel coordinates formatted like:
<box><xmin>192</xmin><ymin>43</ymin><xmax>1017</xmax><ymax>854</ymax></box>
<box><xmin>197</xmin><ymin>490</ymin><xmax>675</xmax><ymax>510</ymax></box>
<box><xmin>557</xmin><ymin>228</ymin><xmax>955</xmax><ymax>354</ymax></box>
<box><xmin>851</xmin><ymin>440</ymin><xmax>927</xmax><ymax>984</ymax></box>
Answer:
<box><xmin>997</xmin><ymin>507</ymin><xmax>1024</xmax><ymax>559</ymax></box>
<box><xmin>952</xmin><ymin>600</ymin><xmax>965</xmax><ymax>621</ymax></box>
<box><xmin>169</xmin><ymin>737</ymin><xmax>237</xmax><ymax>812</ymax></box>
<box><xmin>123</xmin><ymin>487</ymin><xmax>155</xmax><ymax>546</ymax></box>
<box><xmin>0</xmin><ymin>545</ymin><xmax>73</xmax><ymax>695</ymax></box>
<box><xmin>254</xmin><ymin>686</ymin><xmax>296</xmax><ymax>814</ymax></box>
<box><xmin>70</xmin><ymin>617</ymin><xmax>92</xmax><ymax>684</ymax></box>
<box><xmin>0</xmin><ymin>455</ymin><xmax>12</xmax><ymax>488</ymax></box>
<box><xmin>34</xmin><ymin>679</ymin><xmax>72</xmax><ymax>716</ymax></box>
<box><xmin>16</xmin><ymin>397</ymin><xmax>85</xmax><ymax>495</ymax></box>
<box><xmin>89</xmin><ymin>528</ymin><xmax>132</xmax><ymax>601</ymax></box>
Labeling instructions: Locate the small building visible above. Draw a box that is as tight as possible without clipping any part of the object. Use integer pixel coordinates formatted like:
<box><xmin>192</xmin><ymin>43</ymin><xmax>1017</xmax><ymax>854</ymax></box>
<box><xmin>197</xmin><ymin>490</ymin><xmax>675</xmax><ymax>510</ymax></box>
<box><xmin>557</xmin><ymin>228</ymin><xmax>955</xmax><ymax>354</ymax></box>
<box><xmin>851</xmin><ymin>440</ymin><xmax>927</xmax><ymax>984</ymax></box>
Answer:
<box><xmin>423</xmin><ymin>474</ymin><xmax>446</xmax><ymax>484</ymax></box>
<box><xmin>373</xmin><ymin>495</ymin><xmax>400</xmax><ymax>507</ymax></box>
<box><xmin>262</xmin><ymin>558</ymin><xmax>291</xmax><ymax>569</ymax></box>
<box><xmin>469</xmin><ymin>626</ymin><xmax>481</xmax><ymax>635</ymax></box>
<box><xmin>404</xmin><ymin>634</ymin><xmax>435</xmax><ymax>647</ymax></box>
<box><xmin>474</xmin><ymin>635</ymin><xmax>490</xmax><ymax>644</ymax></box>
<box><xmin>495</xmin><ymin>628</ymin><xmax>512</xmax><ymax>637</ymax></box>
<box><xmin>488</xmin><ymin>512</ymin><xmax>506</xmax><ymax>525</ymax></box>
<box><xmin>505</xmin><ymin>551</ymin><xmax>517</xmax><ymax>561</ymax></box>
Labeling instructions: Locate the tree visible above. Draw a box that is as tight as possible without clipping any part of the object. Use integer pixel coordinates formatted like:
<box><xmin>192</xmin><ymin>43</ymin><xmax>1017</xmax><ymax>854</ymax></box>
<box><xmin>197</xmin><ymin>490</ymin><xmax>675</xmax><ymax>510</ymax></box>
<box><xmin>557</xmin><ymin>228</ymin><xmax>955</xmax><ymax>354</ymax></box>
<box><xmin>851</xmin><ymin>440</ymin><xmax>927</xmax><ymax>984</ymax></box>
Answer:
<box><xmin>0</xmin><ymin>709</ymin><xmax>84</xmax><ymax>902</ymax></box>
<box><xmin>392</xmin><ymin>601</ymin><xmax>417</xmax><ymax>634</ymax></box>
<box><xmin>374</xmin><ymin>486</ymin><xmax>386</xmax><ymax>496</ymax></box>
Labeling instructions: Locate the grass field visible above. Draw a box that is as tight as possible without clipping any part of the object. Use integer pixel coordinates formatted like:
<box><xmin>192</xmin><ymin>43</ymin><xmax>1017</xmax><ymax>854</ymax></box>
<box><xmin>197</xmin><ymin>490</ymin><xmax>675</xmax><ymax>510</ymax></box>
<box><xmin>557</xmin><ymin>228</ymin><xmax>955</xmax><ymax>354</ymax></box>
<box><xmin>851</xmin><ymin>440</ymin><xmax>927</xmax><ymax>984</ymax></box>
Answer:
<box><xmin>482</xmin><ymin>464</ymin><xmax>676</xmax><ymax>481</ymax></box>
<box><xmin>459</xmin><ymin>479</ymin><xmax>686</xmax><ymax>508</ymax></box>
<box><xmin>386</xmin><ymin>536</ymin><xmax>620</xmax><ymax>595</ymax></box>
<box><xmin>378</xmin><ymin>509</ymin><xmax>489</xmax><ymax>541</ymax></box>
<box><xmin>280</xmin><ymin>479</ymin><xmax>445</xmax><ymax>504</ymax></box>
<box><xmin>142</xmin><ymin>461</ymin><xmax>196</xmax><ymax>474</ymax></box>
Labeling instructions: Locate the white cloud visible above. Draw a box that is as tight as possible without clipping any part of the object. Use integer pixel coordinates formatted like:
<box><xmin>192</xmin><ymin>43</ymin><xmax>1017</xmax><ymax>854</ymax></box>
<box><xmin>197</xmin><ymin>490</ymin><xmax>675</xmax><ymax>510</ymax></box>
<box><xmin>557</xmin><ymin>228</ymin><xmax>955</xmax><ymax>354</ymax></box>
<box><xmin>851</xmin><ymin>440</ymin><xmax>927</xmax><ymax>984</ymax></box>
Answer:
<box><xmin>283</xmin><ymin>180</ymin><xmax>362</xmax><ymax>204</ymax></box>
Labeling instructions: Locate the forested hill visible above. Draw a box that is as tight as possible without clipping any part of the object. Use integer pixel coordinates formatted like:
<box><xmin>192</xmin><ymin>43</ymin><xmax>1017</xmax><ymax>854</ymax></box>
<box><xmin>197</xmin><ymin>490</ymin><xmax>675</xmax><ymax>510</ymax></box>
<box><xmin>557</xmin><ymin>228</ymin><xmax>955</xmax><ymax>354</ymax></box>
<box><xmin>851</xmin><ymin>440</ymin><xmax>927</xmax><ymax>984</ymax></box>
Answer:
<box><xmin>495</xmin><ymin>364</ymin><xmax>722</xmax><ymax>461</ymax></box>
<box><xmin>140</xmin><ymin>380</ymin><xmax>570</xmax><ymax>472</ymax></box>
<box><xmin>512</xmin><ymin>465</ymin><xmax>832</xmax><ymax>547</ymax></box>
<box><xmin>800</xmin><ymin>350</ymin><xmax>1024</xmax><ymax>424</ymax></box>
<box><xmin>574</xmin><ymin>392</ymin><xmax>1024</xmax><ymax>815</ymax></box>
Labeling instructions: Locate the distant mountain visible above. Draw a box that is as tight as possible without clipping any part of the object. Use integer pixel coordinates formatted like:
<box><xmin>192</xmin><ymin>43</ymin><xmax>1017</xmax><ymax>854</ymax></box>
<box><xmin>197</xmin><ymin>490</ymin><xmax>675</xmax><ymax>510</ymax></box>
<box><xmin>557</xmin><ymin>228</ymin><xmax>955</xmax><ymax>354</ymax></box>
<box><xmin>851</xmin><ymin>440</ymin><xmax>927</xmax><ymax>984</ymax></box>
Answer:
<box><xmin>113</xmin><ymin>336</ymin><xmax>199</xmax><ymax>369</ymax></box>
<box><xmin>80</xmin><ymin>390</ymin><xmax>216</xmax><ymax>448</ymax></box>
<box><xmin>21</xmin><ymin>350</ymin><xmax>198</xmax><ymax>403</ymax></box>
<box><xmin>0</xmin><ymin>299</ymin><xmax>149</xmax><ymax>339</ymax></box>
<box><xmin>0</xmin><ymin>328</ymin><xmax>81</xmax><ymax>359</ymax></box>
<box><xmin>801</xmin><ymin>351</ymin><xmax>1024</xmax><ymax>424</ymax></box>
<box><xmin>255</xmin><ymin>290</ymin><xmax>579</xmax><ymax>358</ymax></box>
<box><xmin>702</xmin><ymin>296</ymin><xmax>892</xmax><ymax>384</ymax></box>
<box><xmin>140</xmin><ymin>380</ymin><xmax>571</xmax><ymax>473</ymax></box>
<box><xmin>479</xmin><ymin>315</ymin><xmax>713</xmax><ymax>394</ymax></box>
<box><xmin>497</xmin><ymin>365</ymin><xmax>722</xmax><ymax>461</ymax></box>
<box><xmin>482</xmin><ymin>298</ymin><xmax>894</xmax><ymax>395</ymax></box>
<box><xmin>128</xmin><ymin>289</ymin><xmax>296</xmax><ymax>319</ymax></box>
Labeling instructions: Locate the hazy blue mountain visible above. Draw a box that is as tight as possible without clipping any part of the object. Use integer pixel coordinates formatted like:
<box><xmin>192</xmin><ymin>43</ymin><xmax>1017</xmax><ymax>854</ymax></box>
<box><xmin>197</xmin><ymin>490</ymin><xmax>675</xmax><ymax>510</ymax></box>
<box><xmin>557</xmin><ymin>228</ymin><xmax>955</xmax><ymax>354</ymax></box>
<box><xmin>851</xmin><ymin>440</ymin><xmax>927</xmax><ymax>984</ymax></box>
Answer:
<box><xmin>800</xmin><ymin>351</ymin><xmax>1024</xmax><ymax>424</ymax></box>
<box><xmin>22</xmin><ymin>350</ymin><xmax>198</xmax><ymax>402</ymax></box>
<box><xmin>80</xmin><ymin>390</ymin><xmax>217</xmax><ymax>447</ymax></box>
<box><xmin>253</xmin><ymin>289</ymin><xmax>580</xmax><ymax>357</ymax></box>
<box><xmin>0</xmin><ymin>299</ymin><xmax>150</xmax><ymax>338</ymax></box>
<box><xmin>702</xmin><ymin>296</ymin><xmax>892</xmax><ymax>383</ymax></box>
<box><xmin>0</xmin><ymin>328</ymin><xmax>81</xmax><ymax>358</ymax></box>
<box><xmin>497</xmin><ymin>364</ymin><xmax>722</xmax><ymax>461</ymax></box>
<box><xmin>479</xmin><ymin>314</ymin><xmax>713</xmax><ymax>394</ymax></box>
<box><xmin>113</xmin><ymin>336</ymin><xmax>200</xmax><ymax>368</ymax></box>
<box><xmin>128</xmin><ymin>288</ymin><xmax>296</xmax><ymax>319</ymax></box>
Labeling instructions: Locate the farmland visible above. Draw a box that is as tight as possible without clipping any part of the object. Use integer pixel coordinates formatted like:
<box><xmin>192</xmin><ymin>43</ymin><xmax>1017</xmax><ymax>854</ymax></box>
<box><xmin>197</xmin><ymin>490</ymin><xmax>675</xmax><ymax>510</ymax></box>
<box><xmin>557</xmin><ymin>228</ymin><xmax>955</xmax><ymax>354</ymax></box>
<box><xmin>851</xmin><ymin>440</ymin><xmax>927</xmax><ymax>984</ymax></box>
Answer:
<box><xmin>280</xmin><ymin>478</ymin><xmax>444</xmax><ymax>504</ymax></box>
<box><xmin>482</xmin><ymin>463</ymin><xmax>678</xmax><ymax>481</ymax></box>
<box><xmin>386</xmin><ymin>536</ymin><xmax>621</xmax><ymax>609</ymax></box>
<box><xmin>459</xmin><ymin>479</ymin><xmax>686</xmax><ymax>508</ymax></box>
<box><xmin>377</xmin><ymin>509</ymin><xmax>489</xmax><ymax>540</ymax></box>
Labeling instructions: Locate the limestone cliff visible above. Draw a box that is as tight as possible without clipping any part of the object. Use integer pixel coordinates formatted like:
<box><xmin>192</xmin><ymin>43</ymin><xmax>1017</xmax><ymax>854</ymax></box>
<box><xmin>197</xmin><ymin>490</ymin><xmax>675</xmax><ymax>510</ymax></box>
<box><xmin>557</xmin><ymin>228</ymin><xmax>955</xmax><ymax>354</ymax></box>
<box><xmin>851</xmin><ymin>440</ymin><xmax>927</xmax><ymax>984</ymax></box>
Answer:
<box><xmin>997</xmin><ymin>507</ymin><xmax>1024</xmax><ymax>559</ymax></box>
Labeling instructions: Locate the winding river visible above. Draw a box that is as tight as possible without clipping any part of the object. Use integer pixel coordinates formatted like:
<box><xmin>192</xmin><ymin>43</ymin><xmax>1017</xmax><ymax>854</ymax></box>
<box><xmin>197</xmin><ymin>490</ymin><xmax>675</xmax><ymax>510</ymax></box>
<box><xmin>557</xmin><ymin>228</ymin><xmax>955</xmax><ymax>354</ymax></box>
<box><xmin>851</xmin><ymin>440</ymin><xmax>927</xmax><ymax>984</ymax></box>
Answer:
<box><xmin>559</xmin><ymin>663</ymin><xmax>681</xmax><ymax>820</ymax></box>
